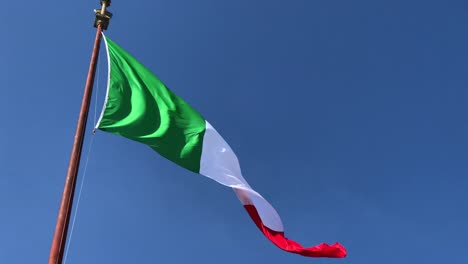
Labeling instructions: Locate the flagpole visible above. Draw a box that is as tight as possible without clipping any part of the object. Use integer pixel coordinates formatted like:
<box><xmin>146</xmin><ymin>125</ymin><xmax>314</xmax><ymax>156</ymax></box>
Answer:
<box><xmin>48</xmin><ymin>1</ymin><xmax>112</xmax><ymax>264</ymax></box>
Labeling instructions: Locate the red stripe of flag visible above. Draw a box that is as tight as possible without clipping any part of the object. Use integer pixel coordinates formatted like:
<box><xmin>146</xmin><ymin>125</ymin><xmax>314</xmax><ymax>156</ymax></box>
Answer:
<box><xmin>244</xmin><ymin>205</ymin><xmax>347</xmax><ymax>258</ymax></box>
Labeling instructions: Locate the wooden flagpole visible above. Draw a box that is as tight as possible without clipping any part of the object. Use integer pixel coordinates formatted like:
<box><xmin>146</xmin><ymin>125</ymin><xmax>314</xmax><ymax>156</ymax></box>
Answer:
<box><xmin>48</xmin><ymin>1</ymin><xmax>112</xmax><ymax>263</ymax></box>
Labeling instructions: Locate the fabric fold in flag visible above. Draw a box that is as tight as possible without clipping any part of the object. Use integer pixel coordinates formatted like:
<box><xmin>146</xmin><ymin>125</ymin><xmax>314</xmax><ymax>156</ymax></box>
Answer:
<box><xmin>96</xmin><ymin>33</ymin><xmax>347</xmax><ymax>258</ymax></box>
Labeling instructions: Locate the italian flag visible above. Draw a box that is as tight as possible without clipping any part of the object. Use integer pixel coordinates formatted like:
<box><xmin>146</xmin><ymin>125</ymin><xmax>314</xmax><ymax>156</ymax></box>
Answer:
<box><xmin>96</xmin><ymin>34</ymin><xmax>347</xmax><ymax>258</ymax></box>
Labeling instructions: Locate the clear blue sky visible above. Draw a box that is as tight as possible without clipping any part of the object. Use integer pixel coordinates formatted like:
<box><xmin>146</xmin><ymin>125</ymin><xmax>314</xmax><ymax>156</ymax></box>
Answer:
<box><xmin>1</xmin><ymin>0</ymin><xmax>467</xmax><ymax>263</ymax></box>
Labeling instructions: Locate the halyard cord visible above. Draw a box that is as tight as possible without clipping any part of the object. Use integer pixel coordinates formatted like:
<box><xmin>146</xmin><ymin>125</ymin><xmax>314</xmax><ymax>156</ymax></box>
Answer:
<box><xmin>63</xmin><ymin>134</ymin><xmax>95</xmax><ymax>264</ymax></box>
<box><xmin>94</xmin><ymin>32</ymin><xmax>111</xmax><ymax>130</ymax></box>
<box><xmin>63</xmin><ymin>42</ymin><xmax>103</xmax><ymax>262</ymax></box>
<box><xmin>92</xmin><ymin>55</ymin><xmax>101</xmax><ymax>133</ymax></box>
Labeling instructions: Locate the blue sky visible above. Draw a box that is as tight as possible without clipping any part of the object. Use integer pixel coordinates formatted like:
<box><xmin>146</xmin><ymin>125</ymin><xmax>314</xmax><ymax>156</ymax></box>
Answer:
<box><xmin>1</xmin><ymin>0</ymin><xmax>467</xmax><ymax>263</ymax></box>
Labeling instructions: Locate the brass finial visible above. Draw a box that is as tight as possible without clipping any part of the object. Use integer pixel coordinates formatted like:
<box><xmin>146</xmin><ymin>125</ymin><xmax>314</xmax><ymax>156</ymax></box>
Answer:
<box><xmin>94</xmin><ymin>0</ymin><xmax>113</xmax><ymax>30</ymax></box>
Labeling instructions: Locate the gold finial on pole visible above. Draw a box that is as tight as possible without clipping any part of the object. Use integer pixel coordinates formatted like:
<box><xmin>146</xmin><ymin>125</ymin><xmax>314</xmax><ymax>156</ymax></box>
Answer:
<box><xmin>94</xmin><ymin>0</ymin><xmax>113</xmax><ymax>30</ymax></box>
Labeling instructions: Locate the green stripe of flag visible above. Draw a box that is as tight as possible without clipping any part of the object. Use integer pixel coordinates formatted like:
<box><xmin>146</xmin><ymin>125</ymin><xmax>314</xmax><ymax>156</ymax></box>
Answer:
<box><xmin>98</xmin><ymin>36</ymin><xmax>206</xmax><ymax>172</ymax></box>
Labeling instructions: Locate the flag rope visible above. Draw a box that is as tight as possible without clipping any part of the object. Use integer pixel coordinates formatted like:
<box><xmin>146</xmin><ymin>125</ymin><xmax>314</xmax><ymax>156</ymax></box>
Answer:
<box><xmin>62</xmin><ymin>133</ymin><xmax>95</xmax><ymax>264</ymax></box>
<box><xmin>63</xmin><ymin>56</ymin><xmax>102</xmax><ymax>263</ymax></box>
<box><xmin>93</xmin><ymin>55</ymin><xmax>101</xmax><ymax>131</ymax></box>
